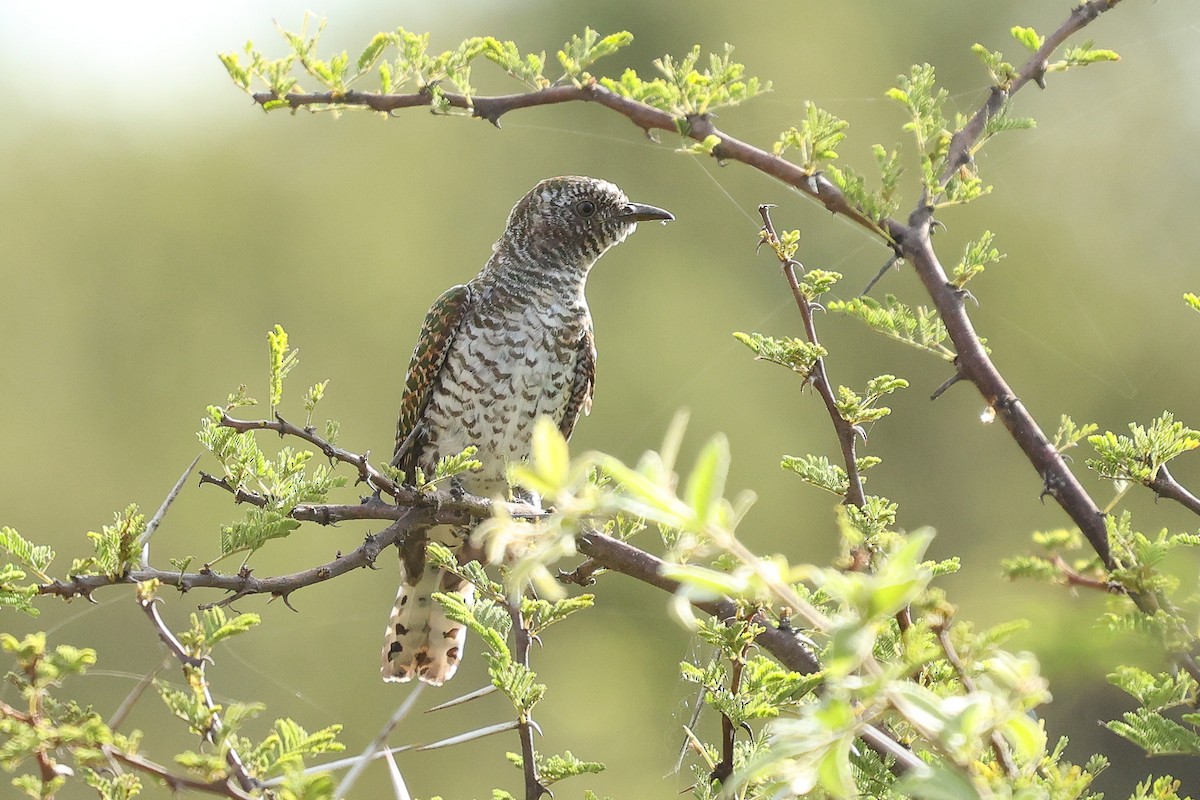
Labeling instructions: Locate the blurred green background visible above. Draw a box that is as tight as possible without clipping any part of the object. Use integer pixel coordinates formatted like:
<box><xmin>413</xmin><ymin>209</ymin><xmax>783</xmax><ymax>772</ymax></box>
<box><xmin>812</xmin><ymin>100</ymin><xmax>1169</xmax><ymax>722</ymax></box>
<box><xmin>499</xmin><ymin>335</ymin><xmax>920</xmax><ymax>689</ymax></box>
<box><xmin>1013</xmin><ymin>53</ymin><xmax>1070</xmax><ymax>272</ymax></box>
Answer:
<box><xmin>2</xmin><ymin>1</ymin><xmax>1199</xmax><ymax>797</ymax></box>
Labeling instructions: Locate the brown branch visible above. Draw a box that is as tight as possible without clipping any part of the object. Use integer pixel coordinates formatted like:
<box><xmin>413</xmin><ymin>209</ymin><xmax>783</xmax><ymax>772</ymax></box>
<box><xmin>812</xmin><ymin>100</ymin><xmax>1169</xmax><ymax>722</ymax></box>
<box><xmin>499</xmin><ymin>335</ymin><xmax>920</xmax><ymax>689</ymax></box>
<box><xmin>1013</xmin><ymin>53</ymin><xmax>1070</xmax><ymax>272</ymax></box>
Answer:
<box><xmin>573</xmin><ymin>529</ymin><xmax>926</xmax><ymax>776</ymax></box>
<box><xmin>251</xmin><ymin>81</ymin><xmax>884</xmax><ymax>237</ymax></box>
<box><xmin>758</xmin><ymin>204</ymin><xmax>867</xmax><ymax>508</ymax></box>
<box><xmin>507</xmin><ymin>599</ymin><xmax>548</xmax><ymax>800</ymax></box>
<box><xmin>38</xmin><ymin>513</ymin><xmax>421</xmax><ymax>604</ymax></box>
<box><xmin>136</xmin><ymin>589</ymin><xmax>258</xmax><ymax>794</ymax></box>
<box><xmin>883</xmin><ymin>0</ymin><xmax>1126</xmax><ymax>567</ymax></box>
<box><xmin>138</xmin><ymin>592</ymin><xmax>204</xmax><ymax>669</ymax></box>
<box><xmin>711</xmin><ymin>651</ymin><xmax>745</xmax><ymax>786</ymax></box>
<box><xmin>898</xmin><ymin>212</ymin><xmax>1112</xmax><ymax>567</ymax></box>
<box><xmin>1148</xmin><ymin>465</ymin><xmax>1200</xmax><ymax>517</ymax></box>
<box><xmin>221</xmin><ymin>411</ymin><xmax>401</xmax><ymax>498</ymax></box>
<box><xmin>939</xmin><ymin>0</ymin><xmax>1125</xmax><ymax>188</ymax></box>
<box><xmin>104</xmin><ymin>746</ymin><xmax>257</xmax><ymax>800</ymax></box>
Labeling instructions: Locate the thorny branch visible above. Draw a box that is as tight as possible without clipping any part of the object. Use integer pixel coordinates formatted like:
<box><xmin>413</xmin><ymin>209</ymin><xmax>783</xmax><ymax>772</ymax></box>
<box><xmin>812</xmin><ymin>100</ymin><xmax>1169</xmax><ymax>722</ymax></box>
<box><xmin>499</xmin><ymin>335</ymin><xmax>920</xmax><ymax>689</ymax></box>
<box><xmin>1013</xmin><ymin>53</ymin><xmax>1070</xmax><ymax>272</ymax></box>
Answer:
<box><xmin>1148</xmin><ymin>465</ymin><xmax>1200</xmax><ymax>517</ymax></box>
<box><xmin>138</xmin><ymin>590</ymin><xmax>259</xmax><ymax>795</ymax></box>
<box><xmin>506</xmin><ymin>599</ymin><xmax>549</xmax><ymax>800</ymax></box>
<box><xmin>933</xmin><ymin>623</ymin><xmax>1017</xmax><ymax>779</ymax></box>
<box><xmin>758</xmin><ymin>204</ymin><xmax>867</xmax><ymax>509</ymax></box>
<box><xmin>103</xmin><ymin>746</ymin><xmax>257</xmax><ymax>800</ymax></box>
<box><xmin>712</xmin><ymin>648</ymin><xmax>745</xmax><ymax>786</ymax></box>
<box><xmin>38</xmin><ymin>514</ymin><xmax>417</xmax><ymax>608</ymax></box>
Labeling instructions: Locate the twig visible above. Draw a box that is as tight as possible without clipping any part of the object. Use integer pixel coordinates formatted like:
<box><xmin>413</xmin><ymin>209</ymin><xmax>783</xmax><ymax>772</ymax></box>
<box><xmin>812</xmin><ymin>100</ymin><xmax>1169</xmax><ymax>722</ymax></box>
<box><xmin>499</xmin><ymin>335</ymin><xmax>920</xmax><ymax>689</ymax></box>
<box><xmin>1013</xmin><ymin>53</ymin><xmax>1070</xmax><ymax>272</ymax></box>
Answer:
<box><xmin>104</xmin><ymin>745</ymin><xmax>258</xmax><ymax>800</ymax></box>
<box><xmin>711</xmin><ymin>650</ymin><xmax>745</xmax><ymax>785</ymax></box>
<box><xmin>136</xmin><ymin>589</ymin><xmax>258</xmax><ymax>794</ymax></box>
<box><xmin>507</xmin><ymin>599</ymin><xmax>548</xmax><ymax>800</ymax></box>
<box><xmin>937</xmin><ymin>0</ymin><xmax>1125</xmax><ymax>189</ymax></box>
<box><xmin>758</xmin><ymin>204</ymin><xmax>866</xmax><ymax>508</ymax></box>
<box><xmin>138</xmin><ymin>592</ymin><xmax>203</xmax><ymax>669</ymax></box>
<box><xmin>40</xmin><ymin>514</ymin><xmax>419</xmax><ymax>604</ymax></box>
<box><xmin>221</xmin><ymin>411</ymin><xmax>401</xmax><ymax>498</ymax></box>
<box><xmin>933</xmin><ymin>624</ymin><xmax>1017</xmax><ymax>778</ymax></box>
<box><xmin>200</xmin><ymin>470</ymin><xmax>541</xmax><ymax>526</ymax></box>
<box><xmin>555</xmin><ymin>557</ymin><xmax>603</xmax><ymax>586</ymax></box>
<box><xmin>1049</xmin><ymin>554</ymin><xmax>1124</xmax><ymax>593</ymax></box>
<box><xmin>1148</xmin><ymin>465</ymin><xmax>1200</xmax><ymax>517</ymax></box>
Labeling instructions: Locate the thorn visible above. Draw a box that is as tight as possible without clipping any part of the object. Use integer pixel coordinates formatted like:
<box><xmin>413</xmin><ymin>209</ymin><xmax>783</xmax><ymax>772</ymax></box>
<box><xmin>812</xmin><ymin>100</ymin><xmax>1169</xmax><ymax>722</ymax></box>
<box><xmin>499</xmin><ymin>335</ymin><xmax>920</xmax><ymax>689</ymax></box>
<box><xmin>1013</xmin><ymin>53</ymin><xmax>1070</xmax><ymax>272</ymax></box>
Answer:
<box><xmin>852</xmin><ymin>425</ymin><xmax>868</xmax><ymax>443</ymax></box>
<box><xmin>954</xmin><ymin>285</ymin><xmax>979</xmax><ymax>306</ymax></box>
<box><xmin>862</xmin><ymin>254</ymin><xmax>902</xmax><ymax>295</ymax></box>
<box><xmin>930</xmin><ymin>370</ymin><xmax>965</xmax><ymax>401</ymax></box>
<box><xmin>1039</xmin><ymin>471</ymin><xmax>1062</xmax><ymax>504</ymax></box>
<box><xmin>279</xmin><ymin>593</ymin><xmax>299</xmax><ymax>613</ymax></box>
<box><xmin>930</xmin><ymin>218</ymin><xmax>947</xmax><ymax>234</ymax></box>
<box><xmin>809</xmin><ymin>301</ymin><xmax>826</xmax><ymax>315</ymax></box>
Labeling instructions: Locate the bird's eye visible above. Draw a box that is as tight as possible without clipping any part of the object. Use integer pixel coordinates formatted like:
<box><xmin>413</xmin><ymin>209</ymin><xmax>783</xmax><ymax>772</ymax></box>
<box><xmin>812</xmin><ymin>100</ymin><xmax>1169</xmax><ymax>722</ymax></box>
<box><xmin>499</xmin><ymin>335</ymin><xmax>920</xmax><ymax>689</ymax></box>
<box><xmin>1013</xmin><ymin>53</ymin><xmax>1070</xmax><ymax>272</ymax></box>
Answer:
<box><xmin>575</xmin><ymin>200</ymin><xmax>597</xmax><ymax>218</ymax></box>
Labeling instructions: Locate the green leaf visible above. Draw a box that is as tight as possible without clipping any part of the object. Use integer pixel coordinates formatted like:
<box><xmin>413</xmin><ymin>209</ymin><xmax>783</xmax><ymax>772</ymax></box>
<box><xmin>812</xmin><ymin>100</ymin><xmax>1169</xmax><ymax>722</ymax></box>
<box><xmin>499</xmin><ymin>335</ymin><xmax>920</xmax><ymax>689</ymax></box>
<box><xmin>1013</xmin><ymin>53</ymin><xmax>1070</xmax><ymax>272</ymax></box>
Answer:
<box><xmin>1057</xmin><ymin>40</ymin><xmax>1120</xmax><ymax>69</ymax></box>
<box><xmin>1010</xmin><ymin>26</ymin><xmax>1044</xmax><ymax>52</ymax></box>
<box><xmin>773</xmin><ymin>102</ymin><xmax>849</xmax><ymax>172</ymax></box>
<box><xmin>1108</xmin><ymin>666</ymin><xmax>1197</xmax><ymax>712</ymax></box>
<box><xmin>1051</xmin><ymin>415</ymin><xmax>1099</xmax><ymax>454</ymax></box>
<box><xmin>1086</xmin><ymin>412</ymin><xmax>1199</xmax><ymax>485</ymax></box>
<box><xmin>951</xmin><ymin>230</ymin><xmax>1005</xmax><ymax>289</ymax></box>
<box><xmin>557</xmin><ymin>28</ymin><xmax>633</xmax><ymax>81</ymax></box>
<box><xmin>733</xmin><ymin>332</ymin><xmax>825</xmax><ymax>379</ymax></box>
<box><xmin>971</xmin><ymin>43</ymin><xmax>1018</xmax><ymax>86</ymax></box>
<box><xmin>521</xmin><ymin>416</ymin><xmax>571</xmax><ymax>496</ymax></box>
<box><xmin>829</xmin><ymin>294</ymin><xmax>958</xmax><ymax>360</ymax></box>
<box><xmin>684</xmin><ymin>435</ymin><xmax>729</xmax><ymax>527</ymax></box>
<box><xmin>356</xmin><ymin>32</ymin><xmax>391</xmax><ymax>74</ymax></box>
<box><xmin>81</xmin><ymin>505</ymin><xmax>145</xmax><ymax>579</ymax></box>
<box><xmin>1106</xmin><ymin>708</ymin><xmax>1200</xmax><ymax>755</ymax></box>
<box><xmin>267</xmin><ymin>324</ymin><xmax>298</xmax><ymax>414</ymax></box>
<box><xmin>0</xmin><ymin>526</ymin><xmax>54</xmax><ymax>582</ymax></box>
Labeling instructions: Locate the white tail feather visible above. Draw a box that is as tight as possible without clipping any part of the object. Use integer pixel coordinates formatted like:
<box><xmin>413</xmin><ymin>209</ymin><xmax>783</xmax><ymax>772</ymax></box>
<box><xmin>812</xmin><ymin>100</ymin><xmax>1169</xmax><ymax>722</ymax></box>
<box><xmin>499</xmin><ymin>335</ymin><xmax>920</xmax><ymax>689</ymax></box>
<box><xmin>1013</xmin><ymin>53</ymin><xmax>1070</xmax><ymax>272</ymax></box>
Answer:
<box><xmin>381</xmin><ymin>550</ymin><xmax>473</xmax><ymax>686</ymax></box>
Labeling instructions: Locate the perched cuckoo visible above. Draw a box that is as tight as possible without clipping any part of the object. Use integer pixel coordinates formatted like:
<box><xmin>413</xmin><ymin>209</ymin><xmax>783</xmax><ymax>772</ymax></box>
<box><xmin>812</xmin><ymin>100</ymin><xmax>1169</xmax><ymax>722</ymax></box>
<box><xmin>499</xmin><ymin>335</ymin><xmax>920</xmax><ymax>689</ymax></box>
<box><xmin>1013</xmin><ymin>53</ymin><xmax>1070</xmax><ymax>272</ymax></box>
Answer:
<box><xmin>382</xmin><ymin>176</ymin><xmax>672</xmax><ymax>684</ymax></box>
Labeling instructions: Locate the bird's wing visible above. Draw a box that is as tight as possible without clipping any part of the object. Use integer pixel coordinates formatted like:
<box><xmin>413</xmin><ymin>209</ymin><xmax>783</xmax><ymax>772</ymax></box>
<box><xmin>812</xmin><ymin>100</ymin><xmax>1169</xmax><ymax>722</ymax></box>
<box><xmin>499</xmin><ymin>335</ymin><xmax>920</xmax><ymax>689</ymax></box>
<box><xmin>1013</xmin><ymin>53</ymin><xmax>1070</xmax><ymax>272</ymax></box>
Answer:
<box><xmin>558</xmin><ymin>323</ymin><xmax>596</xmax><ymax>441</ymax></box>
<box><xmin>392</xmin><ymin>284</ymin><xmax>473</xmax><ymax>480</ymax></box>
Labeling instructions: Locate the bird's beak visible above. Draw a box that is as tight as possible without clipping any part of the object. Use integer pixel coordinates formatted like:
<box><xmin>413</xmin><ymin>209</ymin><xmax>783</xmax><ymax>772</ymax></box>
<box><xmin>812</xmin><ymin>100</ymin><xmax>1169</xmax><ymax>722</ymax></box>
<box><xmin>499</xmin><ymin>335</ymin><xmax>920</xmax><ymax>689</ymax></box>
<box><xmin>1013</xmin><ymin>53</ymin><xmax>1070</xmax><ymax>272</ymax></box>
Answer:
<box><xmin>616</xmin><ymin>202</ymin><xmax>674</xmax><ymax>223</ymax></box>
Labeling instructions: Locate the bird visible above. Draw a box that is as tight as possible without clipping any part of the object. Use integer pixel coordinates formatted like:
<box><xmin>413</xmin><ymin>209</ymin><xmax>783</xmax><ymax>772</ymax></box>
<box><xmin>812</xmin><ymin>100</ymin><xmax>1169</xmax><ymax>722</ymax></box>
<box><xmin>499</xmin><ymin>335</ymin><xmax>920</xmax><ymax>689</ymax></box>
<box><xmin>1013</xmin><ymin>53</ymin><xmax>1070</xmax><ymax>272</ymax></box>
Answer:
<box><xmin>381</xmin><ymin>176</ymin><xmax>673</xmax><ymax>685</ymax></box>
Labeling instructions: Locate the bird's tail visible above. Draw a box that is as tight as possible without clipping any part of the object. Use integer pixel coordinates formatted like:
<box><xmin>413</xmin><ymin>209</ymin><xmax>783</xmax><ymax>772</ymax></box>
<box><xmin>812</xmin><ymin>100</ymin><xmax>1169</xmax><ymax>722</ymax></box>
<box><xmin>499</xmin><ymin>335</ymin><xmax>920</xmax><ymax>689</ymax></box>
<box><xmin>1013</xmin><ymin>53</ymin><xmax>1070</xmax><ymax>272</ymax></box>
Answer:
<box><xmin>381</xmin><ymin>543</ymin><xmax>474</xmax><ymax>686</ymax></box>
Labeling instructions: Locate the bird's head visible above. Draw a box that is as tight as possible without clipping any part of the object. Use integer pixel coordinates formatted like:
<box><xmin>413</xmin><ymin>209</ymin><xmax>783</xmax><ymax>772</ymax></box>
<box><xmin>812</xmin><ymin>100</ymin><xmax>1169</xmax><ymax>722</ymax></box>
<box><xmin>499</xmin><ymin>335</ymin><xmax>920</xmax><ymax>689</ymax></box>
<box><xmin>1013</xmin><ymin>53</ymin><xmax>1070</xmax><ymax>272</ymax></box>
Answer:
<box><xmin>499</xmin><ymin>176</ymin><xmax>673</xmax><ymax>266</ymax></box>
